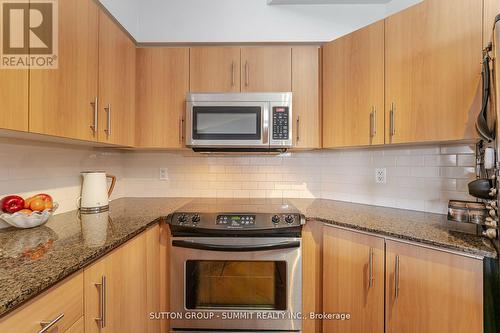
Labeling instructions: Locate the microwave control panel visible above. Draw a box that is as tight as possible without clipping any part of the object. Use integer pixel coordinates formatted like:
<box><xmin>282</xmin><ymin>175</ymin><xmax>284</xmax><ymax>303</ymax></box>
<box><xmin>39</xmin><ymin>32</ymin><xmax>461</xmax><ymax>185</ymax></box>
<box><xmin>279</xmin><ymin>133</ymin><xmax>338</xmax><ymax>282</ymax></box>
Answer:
<box><xmin>272</xmin><ymin>107</ymin><xmax>289</xmax><ymax>140</ymax></box>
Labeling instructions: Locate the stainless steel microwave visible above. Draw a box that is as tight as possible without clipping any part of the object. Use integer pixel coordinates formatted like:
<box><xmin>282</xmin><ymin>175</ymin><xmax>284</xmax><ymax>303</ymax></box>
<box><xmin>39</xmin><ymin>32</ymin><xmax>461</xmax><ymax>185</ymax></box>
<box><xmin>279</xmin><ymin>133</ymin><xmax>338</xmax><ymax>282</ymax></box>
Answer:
<box><xmin>185</xmin><ymin>93</ymin><xmax>292</xmax><ymax>152</ymax></box>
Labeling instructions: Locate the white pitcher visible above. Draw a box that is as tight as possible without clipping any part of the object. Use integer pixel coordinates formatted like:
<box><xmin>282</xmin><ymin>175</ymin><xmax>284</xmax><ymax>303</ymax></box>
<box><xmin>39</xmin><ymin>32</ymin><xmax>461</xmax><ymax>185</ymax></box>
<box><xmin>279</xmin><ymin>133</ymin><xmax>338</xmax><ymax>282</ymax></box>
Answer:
<box><xmin>78</xmin><ymin>172</ymin><xmax>116</xmax><ymax>213</ymax></box>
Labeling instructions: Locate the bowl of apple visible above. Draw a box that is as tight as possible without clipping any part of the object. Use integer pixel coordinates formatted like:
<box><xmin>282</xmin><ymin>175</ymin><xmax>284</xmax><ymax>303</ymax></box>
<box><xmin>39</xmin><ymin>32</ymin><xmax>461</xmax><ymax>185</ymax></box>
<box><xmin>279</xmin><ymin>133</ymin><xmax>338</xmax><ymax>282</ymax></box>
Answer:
<box><xmin>0</xmin><ymin>194</ymin><xmax>58</xmax><ymax>229</ymax></box>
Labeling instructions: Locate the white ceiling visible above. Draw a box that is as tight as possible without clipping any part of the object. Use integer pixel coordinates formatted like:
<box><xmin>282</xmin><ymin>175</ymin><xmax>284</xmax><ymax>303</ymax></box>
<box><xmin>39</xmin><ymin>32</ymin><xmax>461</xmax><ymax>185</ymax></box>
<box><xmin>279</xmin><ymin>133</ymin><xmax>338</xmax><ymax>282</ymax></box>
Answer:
<box><xmin>100</xmin><ymin>0</ymin><xmax>421</xmax><ymax>43</ymax></box>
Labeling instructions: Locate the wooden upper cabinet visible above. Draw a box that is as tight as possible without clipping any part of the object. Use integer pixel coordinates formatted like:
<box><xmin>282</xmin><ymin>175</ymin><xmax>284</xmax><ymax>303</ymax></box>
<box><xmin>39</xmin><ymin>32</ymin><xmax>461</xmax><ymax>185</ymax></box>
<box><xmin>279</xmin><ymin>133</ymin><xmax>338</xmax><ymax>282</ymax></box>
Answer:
<box><xmin>0</xmin><ymin>69</ymin><xmax>28</xmax><ymax>131</ymax></box>
<box><xmin>136</xmin><ymin>47</ymin><xmax>189</xmax><ymax>148</ymax></box>
<box><xmin>323</xmin><ymin>226</ymin><xmax>384</xmax><ymax>333</ymax></box>
<box><xmin>84</xmin><ymin>232</ymin><xmax>148</xmax><ymax>333</ymax></box>
<box><xmin>190</xmin><ymin>47</ymin><xmax>240</xmax><ymax>92</ymax></box>
<box><xmin>292</xmin><ymin>46</ymin><xmax>321</xmax><ymax>149</ymax></box>
<box><xmin>385</xmin><ymin>240</ymin><xmax>483</xmax><ymax>333</ymax></box>
<box><xmin>484</xmin><ymin>0</ymin><xmax>500</xmax><ymax>45</ymax></box>
<box><xmin>29</xmin><ymin>0</ymin><xmax>98</xmax><ymax>141</ymax></box>
<box><xmin>98</xmin><ymin>11</ymin><xmax>136</xmax><ymax>147</ymax></box>
<box><xmin>241</xmin><ymin>47</ymin><xmax>292</xmax><ymax>92</ymax></box>
<box><xmin>322</xmin><ymin>20</ymin><xmax>384</xmax><ymax>148</ymax></box>
<box><xmin>385</xmin><ymin>0</ymin><xmax>482</xmax><ymax>144</ymax></box>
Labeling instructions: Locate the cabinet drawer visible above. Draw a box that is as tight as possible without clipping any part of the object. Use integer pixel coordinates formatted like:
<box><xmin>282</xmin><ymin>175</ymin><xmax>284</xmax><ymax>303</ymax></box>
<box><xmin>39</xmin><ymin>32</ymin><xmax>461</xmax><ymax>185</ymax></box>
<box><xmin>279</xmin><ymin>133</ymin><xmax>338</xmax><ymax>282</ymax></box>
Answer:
<box><xmin>0</xmin><ymin>271</ymin><xmax>83</xmax><ymax>333</ymax></box>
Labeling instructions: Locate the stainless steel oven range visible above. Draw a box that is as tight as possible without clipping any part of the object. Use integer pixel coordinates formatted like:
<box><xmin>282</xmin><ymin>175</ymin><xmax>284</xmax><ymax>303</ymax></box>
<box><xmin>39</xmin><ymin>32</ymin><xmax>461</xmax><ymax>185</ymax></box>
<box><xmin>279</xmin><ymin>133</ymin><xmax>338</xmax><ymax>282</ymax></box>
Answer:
<box><xmin>167</xmin><ymin>200</ymin><xmax>305</xmax><ymax>333</ymax></box>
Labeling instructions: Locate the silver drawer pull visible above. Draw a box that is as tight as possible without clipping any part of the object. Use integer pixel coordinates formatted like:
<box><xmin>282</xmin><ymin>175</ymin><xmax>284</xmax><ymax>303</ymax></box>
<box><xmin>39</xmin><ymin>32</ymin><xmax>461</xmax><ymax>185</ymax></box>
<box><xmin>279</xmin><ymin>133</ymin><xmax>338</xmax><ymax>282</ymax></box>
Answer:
<box><xmin>390</xmin><ymin>103</ymin><xmax>396</xmax><ymax>136</ymax></box>
<box><xmin>39</xmin><ymin>313</ymin><xmax>64</xmax><ymax>333</ymax></box>
<box><xmin>231</xmin><ymin>62</ymin><xmax>235</xmax><ymax>87</ymax></box>
<box><xmin>95</xmin><ymin>275</ymin><xmax>107</xmax><ymax>328</ymax></box>
<box><xmin>296</xmin><ymin>116</ymin><xmax>300</xmax><ymax>142</ymax></box>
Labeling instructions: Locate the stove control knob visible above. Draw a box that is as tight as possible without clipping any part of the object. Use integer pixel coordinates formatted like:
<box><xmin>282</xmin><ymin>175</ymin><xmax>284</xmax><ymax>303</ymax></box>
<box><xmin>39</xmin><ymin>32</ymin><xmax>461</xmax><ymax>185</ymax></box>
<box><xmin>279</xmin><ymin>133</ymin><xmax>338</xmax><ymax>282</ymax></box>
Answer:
<box><xmin>272</xmin><ymin>215</ymin><xmax>281</xmax><ymax>224</ymax></box>
<box><xmin>177</xmin><ymin>214</ymin><xmax>187</xmax><ymax>223</ymax></box>
<box><xmin>192</xmin><ymin>214</ymin><xmax>201</xmax><ymax>223</ymax></box>
<box><xmin>285</xmin><ymin>215</ymin><xmax>295</xmax><ymax>224</ymax></box>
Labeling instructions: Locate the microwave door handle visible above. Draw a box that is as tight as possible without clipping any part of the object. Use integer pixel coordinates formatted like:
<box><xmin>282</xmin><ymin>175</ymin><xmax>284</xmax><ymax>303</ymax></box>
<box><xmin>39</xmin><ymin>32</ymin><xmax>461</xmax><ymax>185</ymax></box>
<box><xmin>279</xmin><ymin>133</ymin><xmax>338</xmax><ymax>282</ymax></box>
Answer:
<box><xmin>172</xmin><ymin>240</ymin><xmax>300</xmax><ymax>252</ymax></box>
<box><xmin>262</xmin><ymin>105</ymin><xmax>270</xmax><ymax>144</ymax></box>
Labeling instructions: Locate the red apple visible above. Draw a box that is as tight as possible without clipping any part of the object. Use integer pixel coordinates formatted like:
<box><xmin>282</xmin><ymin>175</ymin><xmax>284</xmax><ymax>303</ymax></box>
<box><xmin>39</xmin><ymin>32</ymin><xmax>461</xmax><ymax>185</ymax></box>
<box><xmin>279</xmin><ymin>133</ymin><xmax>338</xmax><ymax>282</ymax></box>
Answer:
<box><xmin>1</xmin><ymin>195</ymin><xmax>25</xmax><ymax>213</ymax></box>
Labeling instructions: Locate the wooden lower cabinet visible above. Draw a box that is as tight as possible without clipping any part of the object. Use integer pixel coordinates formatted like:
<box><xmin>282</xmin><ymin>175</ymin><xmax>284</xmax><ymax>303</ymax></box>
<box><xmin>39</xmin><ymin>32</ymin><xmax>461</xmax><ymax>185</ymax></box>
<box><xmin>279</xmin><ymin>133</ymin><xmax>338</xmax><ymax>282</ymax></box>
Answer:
<box><xmin>385</xmin><ymin>240</ymin><xmax>483</xmax><ymax>333</ymax></box>
<box><xmin>66</xmin><ymin>317</ymin><xmax>85</xmax><ymax>333</ymax></box>
<box><xmin>0</xmin><ymin>272</ymin><xmax>83</xmax><ymax>333</ymax></box>
<box><xmin>84</xmin><ymin>226</ymin><xmax>162</xmax><ymax>333</ymax></box>
<box><xmin>322</xmin><ymin>226</ymin><xmax>384</xmax><ymax>333</ymax></box>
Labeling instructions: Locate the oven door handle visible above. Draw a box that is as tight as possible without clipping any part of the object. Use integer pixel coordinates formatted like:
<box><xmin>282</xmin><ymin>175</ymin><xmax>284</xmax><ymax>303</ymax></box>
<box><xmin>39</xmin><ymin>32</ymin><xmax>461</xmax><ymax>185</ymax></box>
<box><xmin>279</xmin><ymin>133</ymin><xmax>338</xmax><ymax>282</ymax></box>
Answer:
<box><xmin>172</xmin><ymin>240</ymin><xmax>300</xmax><ymax>252</ymax></box>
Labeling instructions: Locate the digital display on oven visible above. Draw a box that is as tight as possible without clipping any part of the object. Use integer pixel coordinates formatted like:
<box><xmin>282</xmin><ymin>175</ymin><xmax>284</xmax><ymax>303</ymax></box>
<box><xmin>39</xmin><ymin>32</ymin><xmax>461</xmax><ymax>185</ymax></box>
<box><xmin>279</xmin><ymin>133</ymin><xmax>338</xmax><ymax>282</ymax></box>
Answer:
<box><xmin>216</xmin><ymin>215</ymin><xmax>256</xmax><ymax>227</ymax></box>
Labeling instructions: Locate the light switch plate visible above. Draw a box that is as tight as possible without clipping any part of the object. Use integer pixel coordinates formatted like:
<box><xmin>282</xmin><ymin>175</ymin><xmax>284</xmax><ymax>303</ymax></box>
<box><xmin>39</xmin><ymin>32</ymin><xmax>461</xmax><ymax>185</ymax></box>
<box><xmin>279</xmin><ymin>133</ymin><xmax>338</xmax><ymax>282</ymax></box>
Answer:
<box><xmin>159</xmin><ymin>168</ymin><xmax>168</xmax><ymax>181</ymax></box>
<box><xmin>375</xmin><ymin>168</ymin><xmax>386</xmax><ymax>184</ymax></box>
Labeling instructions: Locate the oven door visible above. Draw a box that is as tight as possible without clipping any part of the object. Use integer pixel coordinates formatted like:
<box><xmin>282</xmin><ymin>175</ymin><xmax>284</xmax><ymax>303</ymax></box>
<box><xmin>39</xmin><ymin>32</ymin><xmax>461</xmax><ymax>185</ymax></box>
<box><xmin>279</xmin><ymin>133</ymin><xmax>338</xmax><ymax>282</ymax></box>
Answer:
<box><xmin>170</xmin><ymin>237</ymin><xmax>302</xmax><ymax>331</ymax></box>
<box><xmin>185</xmin><ymin>102</ymin><xmax>270</xmax><ymax>148</ymax></box>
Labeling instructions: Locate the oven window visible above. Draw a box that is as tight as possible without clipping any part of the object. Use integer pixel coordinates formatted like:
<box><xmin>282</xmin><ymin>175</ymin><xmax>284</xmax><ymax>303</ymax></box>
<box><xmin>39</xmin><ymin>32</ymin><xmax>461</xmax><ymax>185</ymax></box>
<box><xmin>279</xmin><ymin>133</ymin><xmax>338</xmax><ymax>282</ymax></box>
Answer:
<box><xmin>185</xmin><ymin>260</ymin><xmax>286</xmax><ymax>310</ymax></box>
<box><xmin>193</xmin><ymin>106</ymin><xmax>261</xmax><ymax>140</ymax></box>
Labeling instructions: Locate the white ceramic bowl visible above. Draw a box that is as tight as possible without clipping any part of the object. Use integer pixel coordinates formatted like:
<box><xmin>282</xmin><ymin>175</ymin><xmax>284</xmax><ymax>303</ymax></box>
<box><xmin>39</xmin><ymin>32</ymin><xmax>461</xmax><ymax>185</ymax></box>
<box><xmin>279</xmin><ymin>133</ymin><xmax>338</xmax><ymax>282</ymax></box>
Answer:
<box><xmin>0</xmin><ymin>203</ymin><xmax>58</xmax><ymax>229</ymax></box>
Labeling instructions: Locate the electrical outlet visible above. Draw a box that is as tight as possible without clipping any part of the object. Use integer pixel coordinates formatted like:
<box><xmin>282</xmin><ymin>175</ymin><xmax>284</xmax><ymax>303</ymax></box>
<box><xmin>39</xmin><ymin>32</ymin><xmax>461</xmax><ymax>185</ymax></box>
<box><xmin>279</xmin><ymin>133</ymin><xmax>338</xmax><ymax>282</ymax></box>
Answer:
<box><xmin>375</xmin><ymin>168</ymin><xmax>386</xmax><ymax>184</ymax></box>
<box><xmin>159</xmin><ymin>168</ymin><xmax>168</xmax><ymax>181</ymax></box>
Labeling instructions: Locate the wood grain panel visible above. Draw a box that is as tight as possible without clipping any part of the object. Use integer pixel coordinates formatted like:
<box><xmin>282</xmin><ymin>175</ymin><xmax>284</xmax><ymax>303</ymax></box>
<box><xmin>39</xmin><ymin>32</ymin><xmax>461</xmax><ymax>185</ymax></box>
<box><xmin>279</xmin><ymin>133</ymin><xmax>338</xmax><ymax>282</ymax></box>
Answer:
<box><xmin>323</xmin><ymin>226</ymin><xmax>384</xmax><ymax>333</ymax></box>
<box><xmin>146</xmin><ymin>225</ymin><xmax>161</xmax><ymax>333</ymax></box>
<box><xmin>29</xmin><ymin>0</ymin><xmax>98</xmax><ymax>140</ymax></box>
<box><xmin>160</xmin><ymin>223</ymin><xmax>171</xmax><ymax>333</ymax></box>
<box><xmin>0</xmin><ymin>69</ymin><xmax>28</xmax><ymax>131</ymax></box>
<box><xmin>385</xmin><ymin>240</ymin><xmax>483</xmax><ymax>333</ymax></box>
<box><xmin>241</xmin><ymin>47</ymin><xmax>292</xmax><ymax>92</ymax></box>
<box><xmin>385</xmin><ymin>0</ymin><xmax>482</xmax><ymax>144</ymax></box>
<box><xmin>66</xmin><ymin>317</ymin><xmax>84</xmax><ymax>333</ymax></box>
<box><xmin>0</xmin><ymin>272</ymin><xmax>83</xmax><ymax>333</ymax></box>
<box><xmin>98</xmin><ymin>10</ymin><xmax>136</xmax><ymax>146</ymax></box>
<box><xmin>484</xmin><ymin>0</ymin><xmax>500</xmax><ymax>45</ymax></box>
<box><xmin>190</xmin><ymin>47</ymin><xmax>241</xmax><ymax>92</ymax></box>
<box><xmin>84</xmin><ymin>232</ymin><xmax>148</xmax><ymax>333</ymax></box>
<box><xmin>302</xmin><ymin>221</ymin><xmax>323</xmax><ymax>333</ymax></box>
<box><xmin>292</xmin><ymin>46</ymin><xmax>321</xmax><ymax>149</ymax></box>
<box><xmin>322</xmin><ymin>20</ymin><xmax>384</xmax><ymax>148</ymax></box>
<box><xmin>136</xmin><ymin>48</ymin><xmax>190</xmax><ymax>148</ymax></box>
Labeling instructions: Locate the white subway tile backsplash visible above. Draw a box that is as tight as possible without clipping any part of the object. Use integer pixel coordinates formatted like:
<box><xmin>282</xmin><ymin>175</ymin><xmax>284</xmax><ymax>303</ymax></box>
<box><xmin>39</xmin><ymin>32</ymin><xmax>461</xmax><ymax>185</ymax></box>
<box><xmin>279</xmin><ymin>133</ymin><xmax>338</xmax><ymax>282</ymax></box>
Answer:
<box><xmin>0</xmin><ymin>139</ymin><xmax>479</xmax><ymax>215</ymax></box>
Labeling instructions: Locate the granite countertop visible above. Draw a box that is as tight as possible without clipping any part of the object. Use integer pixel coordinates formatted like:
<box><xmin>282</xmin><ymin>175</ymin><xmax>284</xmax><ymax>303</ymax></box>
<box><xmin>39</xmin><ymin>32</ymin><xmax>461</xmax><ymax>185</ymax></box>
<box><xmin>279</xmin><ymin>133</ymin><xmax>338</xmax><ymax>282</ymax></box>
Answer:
<box><xmin>0</xmin><ymin>197</ymin><xmax>497</xmax><ymax>318</ymax></box>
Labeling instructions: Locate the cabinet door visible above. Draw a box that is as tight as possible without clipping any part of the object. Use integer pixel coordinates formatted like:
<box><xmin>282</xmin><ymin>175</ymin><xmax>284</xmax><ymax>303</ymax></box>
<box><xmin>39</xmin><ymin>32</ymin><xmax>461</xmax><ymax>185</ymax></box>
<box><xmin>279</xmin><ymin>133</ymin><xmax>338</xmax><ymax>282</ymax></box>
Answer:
<box><xmin>136</xmin><ymin>48</ymin><xmax>189</xmax><ymax>148</ymax></box>
<box><xmin>0</xmin><ymin>272</ymin><xmax>83</xmax><ymax>333</ymax></box>
<box><xmin>323</xmin><ymin>21</ymin><xmax>384</xmax><ymax>148</ymax></box>
<box><xmin>98</xmin><ymin>11</ymin><xmax>136</xmax><ymax>146</ymax></box>
<box><xmin>29</xmin><ymin>0</ymin><xmax>98</xmax><ymax>141</ymax></box>
<box><xmin>84</xmin><ymin>233</ymin><xmax>148</xmax><ymax>333</ymax></box>
<box><xmin>190</xmin><ymin>47</ymin><xmax>240</xmax><ymax>92</ymax></box>
<box><xmin>292</xmin><ymin>46</ymin><xmax>321</xmax><ymax>149</ymax></box>
<box><xmin>385</xmin><ymin>0</ymin><xmax>482</xmax><ymax>144</ymax></box>
<box><xmin>385</xmin><ymin>240</ymin><xmax>483</xmax><ymax>333</ymax></box>
<box><xmin>323</xmin><ymin>226</ymin><xmax>384</xmax><ymax>333</ymax></box>
<box><xmin>241</xmin><ymin>47</ymin><xmax>291</xmax><ymax>92</ymax></box>
<box><xmin>0</xmin><ymin>69</ymin><xmax>28</xmax><ymax>131</ymax></box>
<box><xmin>484</xmin><ymin>0</ymin><xmax>500</xmax><ymax>45</ymax></box>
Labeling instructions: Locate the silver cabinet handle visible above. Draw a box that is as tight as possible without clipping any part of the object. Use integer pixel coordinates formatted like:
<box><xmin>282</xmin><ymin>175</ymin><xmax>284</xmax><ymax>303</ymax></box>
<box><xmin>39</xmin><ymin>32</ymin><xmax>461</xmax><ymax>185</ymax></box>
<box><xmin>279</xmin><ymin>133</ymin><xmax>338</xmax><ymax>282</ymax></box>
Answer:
<box><xmin>390</xmin><ymin>103</ymin><xmax>396</xmax><ymax>136</ymax></box>
<box><xmin>395</xmin><ymin>255</ymin><xmax>400</xmax><ymax>299</ymax></box>
<box><xmin>370</xmin><ymin>106</ymin><xmax>377</xmax><ymax>138</ymax></box>
<box><xmin>368</xmin><ymin>247</ymin><xmax>375</xmax><ymax>288</ymax></box>
<box><xmin>245</xmin><ymin>61</ymin><xmax>249</xmax><ymax>87</ymax></box>
<box><xmin>104</xmin><ymin>104</ymin><xmax>111</xmax><ymax>137</ymax></box>
<box><xmin>296</xmin><ymin>116</ymin><xmax>300</xmax><ymax>142</ymax></box>
<box><xmin>95</xmin><ymin>275</ymin><xmax>106</xmax><ymax>328</ymax></box>
<box><xmin>231</xmin><ymin>62</ymin><xmax>235</xmax><ymax>87</ymax></box>
<box><xmin>179</xmin><ymin>117</ymin><xmax>185</xmax><ymax>144</ymax></box>
<box><xmin>39</xmin><ymin>313</ymin><xmax>64</xmax><ymax>333</ymax></box>
<box><xmin>90</xmin><ymin>97</ymin><xmax>98</xmax><ymax>136</ymax></box>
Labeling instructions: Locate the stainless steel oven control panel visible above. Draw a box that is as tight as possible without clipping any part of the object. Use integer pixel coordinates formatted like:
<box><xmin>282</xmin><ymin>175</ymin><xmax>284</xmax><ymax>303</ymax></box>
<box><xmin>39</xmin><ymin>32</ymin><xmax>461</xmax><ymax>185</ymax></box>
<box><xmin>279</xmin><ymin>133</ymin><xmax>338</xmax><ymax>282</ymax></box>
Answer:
<box><xmin>168</xmin><ymin>212</ymin><xmax>305</xmax><ymax>231</ymax></box>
